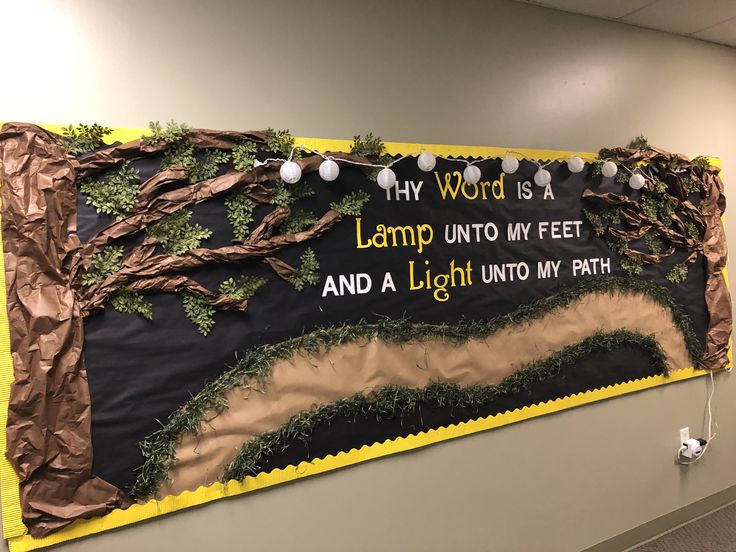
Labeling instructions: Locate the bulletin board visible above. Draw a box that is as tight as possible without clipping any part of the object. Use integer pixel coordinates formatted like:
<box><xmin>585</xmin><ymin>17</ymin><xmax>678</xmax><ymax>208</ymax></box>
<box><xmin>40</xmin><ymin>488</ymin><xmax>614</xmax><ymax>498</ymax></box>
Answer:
<box><xmin>0</xmin><ymin>122</ymin><xmax>730</xmax><ymax>551</ymax></box>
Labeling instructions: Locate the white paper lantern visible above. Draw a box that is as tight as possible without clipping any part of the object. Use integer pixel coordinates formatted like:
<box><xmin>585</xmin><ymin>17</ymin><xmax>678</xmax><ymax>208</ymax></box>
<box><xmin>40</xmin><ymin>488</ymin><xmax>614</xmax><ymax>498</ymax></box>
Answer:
<box><xmin>376</xmin><ymin>167</ymin><xmax>397</xmax><ymax>190</ymax></box>
<box><xmin>601</xmin><ymin>161</ymin><xmax>618</xmax><ymax>178</ymax></box>
<box><xmin>319</xmin><ymin>159</ymin><xmax>340</xmax><ymax>181</ymax></box>
<box><xmin>568</xmin><ymin>156</ymin><xmax>584</xmax><ymax>174</ymax></box>
<box><xmin>501</xmin><ymin>155</ymin><xmax>519</xmax><ymax>174</ymax></box>
<box><xmin>534</xmin><ymin>168</ymin><xmax>551</xmax><ymax>187</ymax></box>
<box><xmin>417</xmin><ymin>151</ymin><xmax>436</xmax><ymax>172</ymax></box>
<box><xmin>280</xmin><ymin>160</ymin><xmax>302</xmax><ymax>184</ymax></box>
<box><xmin>629</xmin><ymin>173</ymin><xmax>646</xmax><ymax>190</ymax></box>
<box><xmin>463</xmin><ymin>164</ymin><xmax>481</xmax><ymax>185</ymax></box>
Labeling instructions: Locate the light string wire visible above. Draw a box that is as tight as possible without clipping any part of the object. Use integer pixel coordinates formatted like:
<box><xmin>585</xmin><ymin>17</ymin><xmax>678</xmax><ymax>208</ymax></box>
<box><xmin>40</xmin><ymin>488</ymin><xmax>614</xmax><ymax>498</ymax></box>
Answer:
<box><xmin>266</xmin><ymin>145</ymin><xmax>602</xmax><ymax>176</ymax></box>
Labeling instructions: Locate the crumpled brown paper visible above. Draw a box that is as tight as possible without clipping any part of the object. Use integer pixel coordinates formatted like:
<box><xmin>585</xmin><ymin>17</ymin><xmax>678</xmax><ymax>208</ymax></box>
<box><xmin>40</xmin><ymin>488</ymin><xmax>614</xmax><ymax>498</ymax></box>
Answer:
<box><xmin>0</xmin><ymin>123</ymin><xmax>131</xmax><ymax>537</ymax></box>
<box><xmin>596</xmin><ymin>146</ymin><xmax>731</xmax><ymax>370</ymax></box>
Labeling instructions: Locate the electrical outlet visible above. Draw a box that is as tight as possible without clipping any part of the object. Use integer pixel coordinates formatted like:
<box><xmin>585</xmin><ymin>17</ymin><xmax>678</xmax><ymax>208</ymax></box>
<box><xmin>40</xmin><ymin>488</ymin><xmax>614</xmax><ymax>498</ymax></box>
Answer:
<box><xmin>680</xmin><ymin>427</ymin><xmax>690</xmax><ymax>444</ymax></box>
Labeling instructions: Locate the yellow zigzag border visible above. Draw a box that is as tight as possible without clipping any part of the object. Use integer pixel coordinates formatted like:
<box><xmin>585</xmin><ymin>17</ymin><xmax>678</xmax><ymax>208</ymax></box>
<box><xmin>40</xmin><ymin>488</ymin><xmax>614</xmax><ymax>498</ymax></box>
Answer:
<box><xmin>0</xmin><ymin>124</ymin><xmax>728</xmax><ymax>551</ymax></box>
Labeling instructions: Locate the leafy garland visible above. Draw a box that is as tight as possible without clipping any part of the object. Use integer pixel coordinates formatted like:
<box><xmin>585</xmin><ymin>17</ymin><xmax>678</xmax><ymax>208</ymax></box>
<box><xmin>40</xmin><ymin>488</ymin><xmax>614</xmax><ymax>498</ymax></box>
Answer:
<box><xmin>272</xmin><ymin>179</ymin><xmax>314</xmax><ymax>208</ymax></box>
<box><xmin>142</xmin><ymin>120</ymin><xmax>192</xmax><ymax>145</ymax></box>
<box><xmin>131</xmin><ymin>275</ymin><xmax>700</xmax><ymax>498</ymax></box>
<box><xmin>351</xmin><ymin>133</ymin><xmax>392</xmax><ymax>181</ymax></box>
<box><xmin>265</xmin><ymin>128</ymin><xmax>299</xmax><ymax>159</ymax></box>
<box><xmin>289</xmin><ymin>248</ymin><xmax>320</xmax><ymax>291</ymax></box>
<box><xmin>81</xmin><ymin>246</ymin><xmax>125</xmax><ymax>286</ymax></box>
<box><xmin>111</xmin><ymin>289</ymin><xmax>153</xmax><ymax>320</ymax></box>
<box><xmin>225</xmin><ymin>191</ymin><xmax>256</xmax><ymax>240</ymax></box>
<box><xmin>182</xmin><ymin>294</ymin><xmax>215</xmax><ymax>336</ymax></box>
<box><xmin>80</xmin><ymin>161</ymin><xmax>140</xmax><ymax>219</ymax></box>
<box><xmin>60</xmin><ymin>123</ymin><xmax>112</xmax><ymax>155</ymax></box>
<box><xmin>148</xmin><ymin>209</ymin><xmax>212</xmax><ymax>255</ymax></box>
<box><xmin>222</xmin><ymin>329</ymin><xmax>667</xmax><ymax>482</ymax></box>
<box><xmin>232</xmin><ymin>140</ymin><xmax>258</xmax><ymax>172</ymax></box>
<box><xmin>330</xmin><ymin>190</ymin><xmax>370</xmax><ymax>216</ymax></box>
<box><xmin>183</xmin><ymin>275</ymin><xmax>268</xmax><ymax>336</ymax></box>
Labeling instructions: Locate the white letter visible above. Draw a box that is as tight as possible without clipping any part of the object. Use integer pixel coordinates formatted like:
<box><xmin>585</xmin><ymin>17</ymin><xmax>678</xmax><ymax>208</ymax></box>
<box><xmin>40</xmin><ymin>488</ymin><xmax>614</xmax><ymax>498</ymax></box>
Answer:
<box><xmin>381</xmin><ymin>272</ymin><xmax>397</xmax><ymax>292</ymax></box>
<box><xmin>322</xmin><ymin>275</ymin><xmax>339</xmax><ymax>297</ymax></box>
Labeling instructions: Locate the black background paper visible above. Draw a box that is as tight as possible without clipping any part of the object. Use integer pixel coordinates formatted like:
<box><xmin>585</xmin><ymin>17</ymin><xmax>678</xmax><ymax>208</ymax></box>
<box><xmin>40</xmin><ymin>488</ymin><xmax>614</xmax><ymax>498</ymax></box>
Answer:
<box><xmin>80</xmin><ymin>152</ymin><xmax>707</xmax><ymax>493</ymax></box>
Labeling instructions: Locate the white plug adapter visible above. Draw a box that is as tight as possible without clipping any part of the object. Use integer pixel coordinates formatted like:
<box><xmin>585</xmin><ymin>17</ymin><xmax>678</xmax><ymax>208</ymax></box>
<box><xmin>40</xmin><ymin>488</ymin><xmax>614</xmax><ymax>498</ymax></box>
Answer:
<box><xmin>681</xmin><ymin>438</ymin><xmax>703</xmax><ymax>459</ymax></box>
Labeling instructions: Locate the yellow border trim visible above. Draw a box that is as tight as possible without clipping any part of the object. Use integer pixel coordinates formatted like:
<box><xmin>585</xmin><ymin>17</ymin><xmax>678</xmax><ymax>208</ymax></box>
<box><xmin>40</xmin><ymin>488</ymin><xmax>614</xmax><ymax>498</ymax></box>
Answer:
<box><xmin>0</xmin><ymin>124</ymin><xmax>728</xmax><ymax>551</ymax></box>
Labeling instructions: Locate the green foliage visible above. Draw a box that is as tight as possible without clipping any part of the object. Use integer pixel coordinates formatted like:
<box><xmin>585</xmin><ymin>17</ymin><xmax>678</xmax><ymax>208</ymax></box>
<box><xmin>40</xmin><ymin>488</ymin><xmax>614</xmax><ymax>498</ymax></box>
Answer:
<box><xmin>350</xmin><ymin>133</ymin><xmax>385</xmax><ymax>157</ymax></box>
<box><xmin>60</xmin><ymin>123</ymin><xmax>112</xmax><ymax>155</ymax></box>
<box><xmin>330</xmin><ymin>190</ymin><xmax>371</xmax><ymax>216</ymax></box>
<box><xmin>616</xmin><ymin>170</ymin><xmax>629</xmax><ymax>185</ymax></box>
<box><xmin>644</xmin><ymin>230</ymin><xmax>664</xmax><ymax>255</ymax></box>
<box><xmin>232</xmin><ymin>140</ymin><xmax>258</xmax><ymax>172</ymax></box>
<box><xmin>143</xmin><ymin>120</ymin><xmax>191</xmax><ymax>145</ymax></box>
<box><xmin>620</xmin><ymin>256</ymin><xmax>643</xmax><ymax>276</ymax></box>
<box><xmin>684</xmin><ymin>220</ymin><xmax>701</xmax><ymax>241</ymax></box>
<box><xmin>188</xmin><ymin>149</ymin><xmax>230</xmax><ymax>183</ymax></box>
<box><xmin>219</xmin><ymin>275</ymin><xmax>266</xmax><ymax>300</ymax></box>
<box><xmin>601</xmin><ymin>208</ymin><xmax>622</xmax><ymax>225</ymax></box>
<box><xmin>691</xmin><ymin>156</ymin><xmax>711</xmax><ymax>170</ymax></box>
<box><xmin>182</xmin><ymin>293</ymin><xmax>215</xmax><ymax>336</ymax></box>
<box><xmin>653</xmin><ymin>179</ymin><xmax>667</xmax><ymax>194</ymax></box>
<box><xmin>222</xmin><ymin>328</ymin><xmax>668</xmax><ymax>482</ymax></box>
<box><xmin>111</xmin><ymin>289</ymin><xmax>153</xmax><ymax>320</ymax></box>
<box><xmin>81</xmin><ymin>245</ymin><xmax>124</xmax><ymax>286</ymax></box>
<box><xmin>627</xmin><ymin>135</ymin><xmax>650</xmax><ymax>150</ymax></box>
<box><xmin>289</xmin><ymin>248</ymin><xmax>320</xmax><ymax>291</ymax></box>
<box><xmin>282</xmin><ymin>209</ymin><xmax>319</xmax><ymax>234</ymax></box>
<box><xmin>658</xmin><ymin>197</ymin><xmax>677</xmax><ymax>222</ymax></box>
<box><xmin>605</xmin><ymin>236</ymin><xmax>628</xmax><ymax>255</ymax></box>
<box><xmin>80</xmin><ymin>161</ymin><xmax>140</xmax><ymax>219</ymax></box>
<box><xmin>265</xmin><ymin>128</ymin><xmax>296</xmax><ymax>158</ymax></box>
<box><xmin>682</xmin><ymin>175</ymin><xmax>701</xmax><ymax>195</ymax></box>
<box><xmin>583</xmin><ymin>209</ymin><xmax>605</xmax><ymax>236</ymax></box>
<box><xmin>666</xmin><ymin>263</ymin><xmax>689</xmax><ymax>284</ymax></box>
<box><xmin>591</xmin><ymin>160</ymin><xmax>604</xmax><ymax>178</ymax></box>
<box><xmin>132</xmin><ymin>275</ymin><xmax>702</xmax><ymax>499</ymax></box>
<box><xmin>225</xmin><ymin>192</ymin><xmax>256</xmax><ymax>240</ymax></box>
<box><xmin>641</xmin><ymin>193</ymin><xmax>659</xmax><ymax>220</ymax></box>
<box><xmin>161</xmin><ymin>142</ymin><xmax>197</xmax><ymax>171</ymax></box>
<box><xmin>271</xmin><ymin>179</ymin><xmax>314</xmax><ymax>208</ymax></box>
<box><xmin>149</xmin><ymin>209</ymin><xmax>212</xmax><ymax>255</ymax></box>
<box><xmin>162</xmin><ymin>142</ymin><xmax>230</xmax><ymax>183</ymax></box>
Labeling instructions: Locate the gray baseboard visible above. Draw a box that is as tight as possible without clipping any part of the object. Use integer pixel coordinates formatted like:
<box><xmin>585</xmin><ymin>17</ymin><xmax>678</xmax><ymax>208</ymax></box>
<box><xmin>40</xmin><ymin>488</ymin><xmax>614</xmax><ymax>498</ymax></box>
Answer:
<box><xmin>583</xmin><ymin>484</ymin><xmax>736</xmax><ymax>552</ymax></box>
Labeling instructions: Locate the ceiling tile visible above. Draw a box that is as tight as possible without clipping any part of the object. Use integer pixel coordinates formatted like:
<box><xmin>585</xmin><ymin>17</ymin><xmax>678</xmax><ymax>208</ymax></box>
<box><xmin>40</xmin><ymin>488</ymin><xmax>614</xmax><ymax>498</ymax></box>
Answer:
<box><xmin>520</xmin><ymin>0</ymin><xmax>655</xmax><ymax>19</ymax></box>
<box><xmin>621</xmin><ymin>0</ymin><xmax>736</xmax><ymax>35</ymax></box>
<box><xmin>692</xmin><ymin>16</ymin><xmax>736</xmax><ymax>46</ymax></box>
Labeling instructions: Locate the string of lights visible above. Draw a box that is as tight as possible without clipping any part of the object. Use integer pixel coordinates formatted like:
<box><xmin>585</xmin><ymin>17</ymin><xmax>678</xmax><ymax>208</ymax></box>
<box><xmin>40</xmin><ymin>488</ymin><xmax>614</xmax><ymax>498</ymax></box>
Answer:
<box><xmin>263</xmin><ymin>144</ymin><xmax>649</xmax><ymax>192</ymax></box>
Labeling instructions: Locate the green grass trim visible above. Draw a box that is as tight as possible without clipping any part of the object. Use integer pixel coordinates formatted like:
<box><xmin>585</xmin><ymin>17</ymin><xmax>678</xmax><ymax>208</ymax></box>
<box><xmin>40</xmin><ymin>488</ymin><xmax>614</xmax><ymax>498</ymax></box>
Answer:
<box><xmin>131</xmin><ymin>275</ymin><xmax>702</xmax><ymax>498</ymax></box>
<box><xmin>221</xmin><ymin>329</ymin><xmax>667</xmax><ymax>482</ymax></box>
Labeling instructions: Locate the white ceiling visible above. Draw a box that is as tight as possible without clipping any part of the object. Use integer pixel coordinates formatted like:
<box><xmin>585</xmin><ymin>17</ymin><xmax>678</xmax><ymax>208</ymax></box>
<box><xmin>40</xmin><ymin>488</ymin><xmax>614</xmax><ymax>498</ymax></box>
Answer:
<box><xmin>516</xmin><ymin>0</ymin><xmax>736</xmax><ymax>47</ymax></box>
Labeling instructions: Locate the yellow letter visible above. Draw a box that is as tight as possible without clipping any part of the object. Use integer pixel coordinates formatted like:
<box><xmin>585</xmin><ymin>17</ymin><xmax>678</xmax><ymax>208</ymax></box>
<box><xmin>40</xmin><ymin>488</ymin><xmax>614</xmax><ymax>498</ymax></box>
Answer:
<box><xmin>373</xmin><ymin>224</ymin><xmax>388</xmax><ymax>248</ymax></box>
<box><xmin>417</xmin><ymin>224</ymin><xmax>434</xmax><ymax>253</ymax></box>
<box><xmin>433</xmin><ymin>274</ymin><xmax>450</xmax><ymax>302</ymax></box>
<box><xmin>434</xmin><ymin>171</ymin><xmax>462</xmax><ymax>200</ymax></box>
<box><xmin>462</xmin><ymin>181</ymin><xmax>479</xmax><ymax>200</ymax></box>
<box><xmin>355</xmin><ymin>218</ymin><xmax>372</xmax><ymax>249</ymax></box>
<box><xmin>408</xmin><ymin>261</ymin><xmax>424</xmax><ymax>290</ymax></box>
<box><xmin>492</xmin><ymin>173</ymin><xmax>506</xmax><ymax>199</ymax></box>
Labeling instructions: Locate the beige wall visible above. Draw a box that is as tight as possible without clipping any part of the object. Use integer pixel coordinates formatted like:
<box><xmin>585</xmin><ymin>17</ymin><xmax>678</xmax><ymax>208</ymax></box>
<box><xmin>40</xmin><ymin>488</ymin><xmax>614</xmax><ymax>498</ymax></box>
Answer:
<box><xmin>2</xmin><ymin>0</ymin><xmax>736</xmax><ymax>550</ymax></box>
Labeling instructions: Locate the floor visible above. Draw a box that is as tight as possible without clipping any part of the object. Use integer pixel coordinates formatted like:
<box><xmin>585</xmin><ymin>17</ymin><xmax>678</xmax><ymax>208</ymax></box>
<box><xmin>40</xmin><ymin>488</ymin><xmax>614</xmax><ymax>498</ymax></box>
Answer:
<box><xmin>631</xmin><ymin>502</ymin><xmax>736</xmax><ymax>551</ymax></box>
